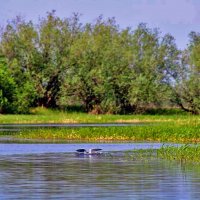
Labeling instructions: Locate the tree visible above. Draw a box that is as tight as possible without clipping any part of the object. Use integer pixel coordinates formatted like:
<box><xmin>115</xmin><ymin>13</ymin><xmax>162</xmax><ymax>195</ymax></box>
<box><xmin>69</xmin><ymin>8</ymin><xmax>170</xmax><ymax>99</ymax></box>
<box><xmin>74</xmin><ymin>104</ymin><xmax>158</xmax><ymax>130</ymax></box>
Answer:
<box><xmin>173</xmin><ymin>32</ymin><xmax>200</xmax><ymax>114</ymax></box>
<box><xmin>61</xmin><ymin>17</ymin><xmax>132</xmax><ymax>113</ymax></box>
<box><xmin>35</xmin><ymin>11</ymin><xmax>71</xmax><ymax>107</ymax></box>
<box><xmin>128</xmin><ymin>24</ymin><xmax>175</xmax><ymax>112</ymax></box>
<box><xmin>0</xmin><ymin>12</ymin><xmax>81</xmax><ymax>110</ymax></box>
<box><xmin>0</xmin><ymin>55</ymin><xmax>16</xmax><ymax>113</ymax></box>
<box><xmin>0</xmin><ymin>16</ymin><xmax>39</xmax><ymax>113</ymax></box>
<box><xmin>0</xmin><ymin>12</ymin><xmax>198</xmax><ymax>114</ymax></box>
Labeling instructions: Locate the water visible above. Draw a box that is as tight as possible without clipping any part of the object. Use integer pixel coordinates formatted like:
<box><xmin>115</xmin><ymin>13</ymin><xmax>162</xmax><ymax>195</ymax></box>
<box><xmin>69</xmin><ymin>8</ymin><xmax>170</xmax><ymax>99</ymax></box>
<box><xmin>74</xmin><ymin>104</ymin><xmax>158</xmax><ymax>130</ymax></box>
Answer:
<box><xmin>0</xmin><ymin>143</ymin><xmax>165</xmax><ymax>155</ymax></box>
<box><xmin>0</xmin><ymin>123</ymin><xmax>146</xmax><ymax>132</ymax></box>
<box><xmin>0</xmin><ymin>143</ymin><xmax>200</xmax><ymax>199</ymax></box>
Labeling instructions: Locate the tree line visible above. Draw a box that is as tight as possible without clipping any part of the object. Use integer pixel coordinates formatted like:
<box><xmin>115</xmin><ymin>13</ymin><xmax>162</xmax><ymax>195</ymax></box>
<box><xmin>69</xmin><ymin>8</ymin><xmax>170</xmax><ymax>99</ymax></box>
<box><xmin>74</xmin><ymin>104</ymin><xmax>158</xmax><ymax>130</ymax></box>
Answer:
<box><xmin>0</xmin><ymin>11</ymin><xmax>199</xmax><ymax>114</ymax></box>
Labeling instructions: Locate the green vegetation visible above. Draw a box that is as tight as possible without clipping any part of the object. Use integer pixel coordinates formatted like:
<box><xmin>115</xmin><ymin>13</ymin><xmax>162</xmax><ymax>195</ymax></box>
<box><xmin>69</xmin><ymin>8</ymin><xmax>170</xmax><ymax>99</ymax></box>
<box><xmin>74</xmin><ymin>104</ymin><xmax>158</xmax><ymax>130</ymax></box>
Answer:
<box><xmin>0</xmin><ymin>108</ymin><xmax>198</xmax><ymax>143</ymax></box>
<box><xmin>0</xmin><ymin>11</ymin><xmax>200</xmax><ymax>114</ymax></box>
<box><xmin>0</xmin><ymin>109</ymin><xmax>199</xmax><ymax>163</ymax></box>
<box><xmin>12</xmin><ymin>123</ymin><xmax>199</xmax><ymax>143</ymax></box>
<box><xmin>0</xmin><ymin>12</ymin><xmax>199</xmax><ymax>163</ymax></box>
<box><xmin>126</xmin><ymin>145</ymin><xmax>200</xmax><ymax>163</ymax></box>
<box><xmin>157</xmin><ymin>144</ymin><xmax>200</xmax><ymax>163</ymax></box>
<box><xmin>0</xmin><ymin>106</ymin><xmax>194</xmax><ymax>124</ymax></box>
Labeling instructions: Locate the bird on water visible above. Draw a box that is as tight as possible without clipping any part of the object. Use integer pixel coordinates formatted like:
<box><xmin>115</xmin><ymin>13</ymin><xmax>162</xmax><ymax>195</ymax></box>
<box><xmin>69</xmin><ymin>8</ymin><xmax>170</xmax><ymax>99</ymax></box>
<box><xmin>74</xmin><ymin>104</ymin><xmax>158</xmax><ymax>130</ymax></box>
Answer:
<box><xmin>76</xmin><ymin>148</ymin><xmax>102</xmax><ymax>155</ymax></box>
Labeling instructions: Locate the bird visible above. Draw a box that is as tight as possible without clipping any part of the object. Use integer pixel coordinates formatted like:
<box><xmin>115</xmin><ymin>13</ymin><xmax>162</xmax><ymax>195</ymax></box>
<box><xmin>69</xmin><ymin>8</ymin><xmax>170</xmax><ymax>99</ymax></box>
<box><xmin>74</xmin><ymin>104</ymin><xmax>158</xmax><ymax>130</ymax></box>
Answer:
<box><xmin>75</xmin><ymin>148</ymin><xmax>102</xmax><ymax>156</ymax></box>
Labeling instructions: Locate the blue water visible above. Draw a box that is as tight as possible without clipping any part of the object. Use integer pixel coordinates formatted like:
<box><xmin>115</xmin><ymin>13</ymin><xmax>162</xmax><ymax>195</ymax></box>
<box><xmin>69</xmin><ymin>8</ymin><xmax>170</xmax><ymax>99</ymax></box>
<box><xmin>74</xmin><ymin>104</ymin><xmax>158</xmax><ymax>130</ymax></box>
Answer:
<box><xmin>0</xmin><ymin>142</ymin><xmax>165</xmax><ymax>155</ymax></box>
<box><xmin>0</xmin><ymin>143</ymin><xmax>199</xmax><ymax>200</ymax></box>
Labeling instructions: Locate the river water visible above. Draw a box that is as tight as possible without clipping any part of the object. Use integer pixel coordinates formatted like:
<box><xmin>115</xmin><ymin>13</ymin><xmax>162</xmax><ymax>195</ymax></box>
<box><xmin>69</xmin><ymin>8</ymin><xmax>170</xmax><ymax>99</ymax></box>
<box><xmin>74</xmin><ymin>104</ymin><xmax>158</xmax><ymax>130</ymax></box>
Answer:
<box><xmin>0</xmin><ymin>143</ymin><xmax>200</xmax><ymax>199</ymax></box>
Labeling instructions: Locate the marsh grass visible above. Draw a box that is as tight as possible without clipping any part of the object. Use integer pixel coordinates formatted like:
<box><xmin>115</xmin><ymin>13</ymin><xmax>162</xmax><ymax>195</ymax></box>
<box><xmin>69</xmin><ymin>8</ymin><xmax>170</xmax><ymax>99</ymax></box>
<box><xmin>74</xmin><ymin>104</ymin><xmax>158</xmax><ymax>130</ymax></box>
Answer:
<box><xmin>0</xmin><ymin>107</ymin><xmax>199</xmax><ymax>124</ymax></box>
<box><xmin>9</xmin><ymin>120</ymin><xmax>200</xmax><ymax>143</ymax></box>
<box><xmin>124</xmin><ymin>148</ymin><xmax>157</xmax><ymax>162</ymax></box>
<box><xmin>0</xmin><ymin>107</ymin><xmax>199</xmax><ymax>143</ymax></box>
<box><xmin>123</xmin><ymin>144</ymin><xmax>200</xmax><ymax>163</ymax></box>
<box><xmin>157</xmin><ymin>144</ymin><xmax>200</xmax><ymax>163</ymax></box>
<box><xmin>1</xmin><ymin>108</ymin><xmax>199</xmax><ymax>164</ymax></box>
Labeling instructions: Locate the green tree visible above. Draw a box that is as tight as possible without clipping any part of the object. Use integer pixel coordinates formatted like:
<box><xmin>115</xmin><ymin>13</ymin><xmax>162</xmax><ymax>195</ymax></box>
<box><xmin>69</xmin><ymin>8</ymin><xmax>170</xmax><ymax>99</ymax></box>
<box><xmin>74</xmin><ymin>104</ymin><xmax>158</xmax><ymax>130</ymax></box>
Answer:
<box><xmin>173</xmin><ymin>32</ymin><xmax>200</xmax><ymax>114</ymax></box>
<box><xmin>61</xmin><ymin>17</ymin><xmax>132</xmax><ymax>113</ymax></box>
<box><xmin>0</xmin><ymin>55</ymin><xmax>16</xmax><ymax>113</ymax></box>
<box><xmin>0</xmin><ymin>16</ymin><xmax>38</xmax><ymax>113</ymax></box>
<box><xmin>1</xmin><ymin>12</ymin><xmax>198</xmax><ymax>114</ymax></box>
<box><xmin>36</xmin><ymin>11</ymin><xmax>75</xmax><ymax>107</ymax></box>
<box><xmin>0</xmin><ymin>12</ymin><xmax>81</xmax><ymax>110</ymax></box>
<box><xmin>128</xmin><ymin>24</ymin><xmax>171</xmax><ymax>112</ymax></box>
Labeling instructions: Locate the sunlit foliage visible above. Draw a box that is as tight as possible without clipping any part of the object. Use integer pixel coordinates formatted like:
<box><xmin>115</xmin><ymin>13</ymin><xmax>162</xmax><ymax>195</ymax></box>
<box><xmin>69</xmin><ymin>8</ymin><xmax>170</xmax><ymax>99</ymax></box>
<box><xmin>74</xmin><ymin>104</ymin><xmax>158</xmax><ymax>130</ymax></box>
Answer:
<box><xmin>0</xmin><ymin>12</ymin><xmax>199</xmax><ymax>114</ymax></box>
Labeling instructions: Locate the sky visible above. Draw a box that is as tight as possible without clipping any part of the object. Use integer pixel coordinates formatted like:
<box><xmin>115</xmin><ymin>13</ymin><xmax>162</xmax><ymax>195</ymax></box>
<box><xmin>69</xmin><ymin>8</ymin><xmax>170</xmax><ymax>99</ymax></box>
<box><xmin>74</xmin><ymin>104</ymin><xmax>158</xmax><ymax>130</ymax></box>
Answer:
<box><xmin>1</xmin><ymin>0</ymin><xmax>200</xmax><ymax>49</ymax></box>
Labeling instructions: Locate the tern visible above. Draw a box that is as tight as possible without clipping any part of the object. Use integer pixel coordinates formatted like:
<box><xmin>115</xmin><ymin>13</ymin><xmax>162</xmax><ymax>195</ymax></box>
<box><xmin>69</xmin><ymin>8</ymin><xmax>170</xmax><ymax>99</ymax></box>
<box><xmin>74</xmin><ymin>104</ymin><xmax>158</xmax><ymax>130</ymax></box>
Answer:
<box><xmin>76</xmin><ymin>148</ymin><xmax>102</xmax><ymax>155</ymax></box>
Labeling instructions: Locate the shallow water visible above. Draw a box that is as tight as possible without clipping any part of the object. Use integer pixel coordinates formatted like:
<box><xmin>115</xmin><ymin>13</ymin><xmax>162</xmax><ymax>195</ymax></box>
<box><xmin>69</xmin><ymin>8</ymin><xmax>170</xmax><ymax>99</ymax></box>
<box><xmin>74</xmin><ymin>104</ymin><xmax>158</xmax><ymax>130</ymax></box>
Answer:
<box><xmin>0</xmin><ymin>123</ymin><xmax>146</xmax><ymax>132</ymax></box>
<box><xmin>0</xmin><ymin>143</ymin><xmax>165</xmax><ymax>155</ymax></box>
<box><xmin>0</xmin><ymin>143</ymin><xmax>200</xmax><ymax>199</ymax></box>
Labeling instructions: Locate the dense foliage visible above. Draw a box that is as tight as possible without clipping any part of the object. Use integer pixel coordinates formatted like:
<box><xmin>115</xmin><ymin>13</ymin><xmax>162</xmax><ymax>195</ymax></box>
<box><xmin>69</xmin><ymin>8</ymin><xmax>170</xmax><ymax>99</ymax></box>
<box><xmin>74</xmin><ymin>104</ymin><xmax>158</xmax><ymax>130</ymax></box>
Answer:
<box><xmin>0</xmin><ymin>11</ymin><xmax>199</xmax><ymax>114</ymax></box>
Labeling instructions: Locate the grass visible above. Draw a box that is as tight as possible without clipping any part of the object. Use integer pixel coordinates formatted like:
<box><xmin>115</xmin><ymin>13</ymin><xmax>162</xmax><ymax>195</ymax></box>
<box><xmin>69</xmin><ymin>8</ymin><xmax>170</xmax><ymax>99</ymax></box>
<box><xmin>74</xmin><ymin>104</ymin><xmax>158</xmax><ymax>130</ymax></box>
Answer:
<box><xmin>157</xmin><ymin>144</ymin><xmax>200</xmax><ymax>163</ymax></box>
<box><xmin>0</xmin><ymin>107</ymin><xmax>199</xmax><ymax>143</ymax></box>
<box><xmin>5</xmin><ymin>120</ymin><xmax>199</xmax><ymax>143</ymax></box>
<box><xmin>125</xmin><ymin>144</ymin><xmax>200</xmax><ymax>163</ymax></box>
<box><xmin>0</xmin><ymin>106</ymin><xmax>199</xmax><ymax>124</ymax></box>
<box><xmin>0</xmin><ymin>108</ymin><xmax>200</xmax><ymax>163</ymax></box>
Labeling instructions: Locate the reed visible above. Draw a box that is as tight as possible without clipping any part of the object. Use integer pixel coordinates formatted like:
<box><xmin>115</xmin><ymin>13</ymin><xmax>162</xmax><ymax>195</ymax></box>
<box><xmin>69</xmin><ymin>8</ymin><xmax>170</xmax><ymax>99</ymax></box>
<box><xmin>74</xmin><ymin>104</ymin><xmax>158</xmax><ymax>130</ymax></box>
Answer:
<box><xmin>157</xmin><ymin>144</ymin><xmax>200</xmax><ymax>163</ymax></box>
<box><xmin>125</xmin><ymin>144</ymin><xmax>200</xmax><ymax>163</ymax></box>
<box><xmin>1</xmin><ymin>108</ymin><xmax>199</xmax><ymax>143</ymax></box>
<box><xmin>10</xmin><ymin>121</ymin><xmax>200</xmax><ymax>143</ymax></box>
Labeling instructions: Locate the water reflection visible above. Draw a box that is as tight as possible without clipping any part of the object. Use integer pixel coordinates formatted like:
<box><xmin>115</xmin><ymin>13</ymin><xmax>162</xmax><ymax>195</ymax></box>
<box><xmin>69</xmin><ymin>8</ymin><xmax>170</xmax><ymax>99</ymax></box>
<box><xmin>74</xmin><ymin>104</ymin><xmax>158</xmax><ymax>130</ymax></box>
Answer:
<box><xmin>0</xmin><ymin>153</ymin><xmax>200</xmax><ymax>199</ymax></box>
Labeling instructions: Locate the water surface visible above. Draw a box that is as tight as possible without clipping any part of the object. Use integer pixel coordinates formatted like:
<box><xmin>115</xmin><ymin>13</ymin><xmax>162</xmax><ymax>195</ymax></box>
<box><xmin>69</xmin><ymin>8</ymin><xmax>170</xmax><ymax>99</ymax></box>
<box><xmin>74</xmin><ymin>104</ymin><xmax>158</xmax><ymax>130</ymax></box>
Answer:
<box><xmin>0</xmin><ymin>143</ymin><xmax>164</xmax><ymax>155</ymax></box>
<box><xmin>0</xmin><ymin>143</ymin><xmax>200</xmax><ymax>199</ymax></box>
<box><xmin>0</xmin><ymin>123</ymin><xmax>146</xmax><ymax>132</ymax></box>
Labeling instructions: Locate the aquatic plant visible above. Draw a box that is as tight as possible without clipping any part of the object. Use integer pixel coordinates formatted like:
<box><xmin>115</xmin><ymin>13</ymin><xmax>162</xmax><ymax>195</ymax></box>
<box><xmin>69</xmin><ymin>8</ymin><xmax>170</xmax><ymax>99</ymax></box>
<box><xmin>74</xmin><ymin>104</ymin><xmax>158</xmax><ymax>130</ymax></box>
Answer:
<box><xmin>0</xmin><ymin>109</ymin><xmax>199</xmax><ymax>143</ymax></box>
<box><xmin>157</xmin><ymin>144</ymin><xmax>200</xmax><ymax>163</ymax></box>
<box><xmin>8</xmin><ymin>120</ymin><xmax>199</xmax><ymax>143</ymax></box>
<box><xmin>123</xmin><ymin>144</ymin><xmax>200</xmax><ymax>164</ymax></box>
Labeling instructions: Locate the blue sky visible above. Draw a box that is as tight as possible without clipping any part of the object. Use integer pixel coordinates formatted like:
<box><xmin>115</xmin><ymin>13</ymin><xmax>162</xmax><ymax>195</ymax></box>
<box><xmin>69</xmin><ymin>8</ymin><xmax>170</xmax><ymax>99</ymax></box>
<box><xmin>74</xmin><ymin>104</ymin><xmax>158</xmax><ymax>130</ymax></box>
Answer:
<box><xmin>1</xmin><ymin>0</ymin><xmax>200</xmax><ymax>49</ymax></box>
